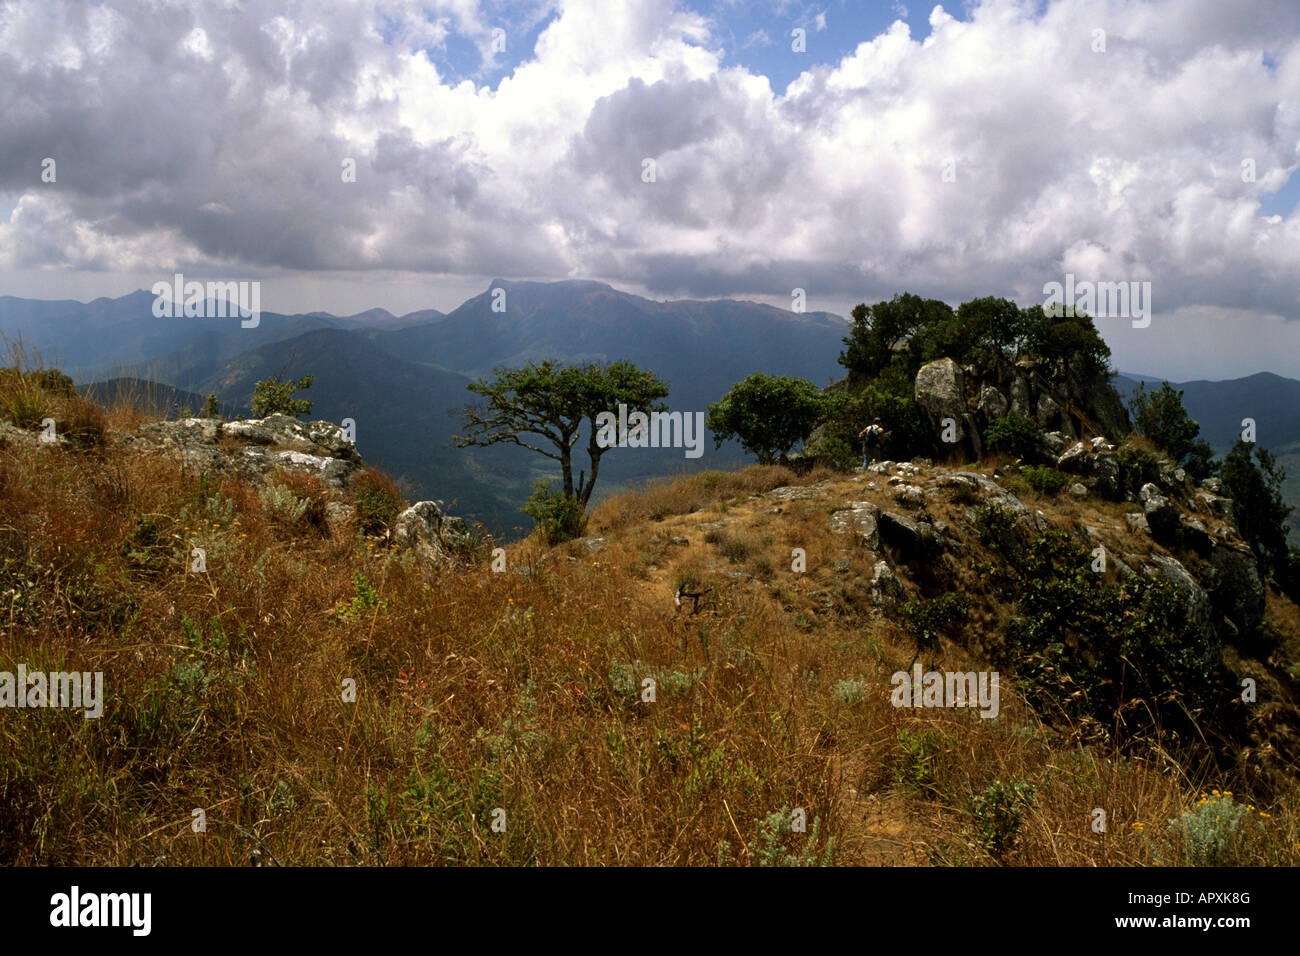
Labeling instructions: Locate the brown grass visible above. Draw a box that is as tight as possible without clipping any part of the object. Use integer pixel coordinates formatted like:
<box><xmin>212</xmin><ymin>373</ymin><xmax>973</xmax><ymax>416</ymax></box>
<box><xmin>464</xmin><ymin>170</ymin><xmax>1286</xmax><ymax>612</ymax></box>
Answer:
<box><xmin>1</xmin><ymin>392</ymin><xmax>1298</xmax><ymax>866</ymax></box>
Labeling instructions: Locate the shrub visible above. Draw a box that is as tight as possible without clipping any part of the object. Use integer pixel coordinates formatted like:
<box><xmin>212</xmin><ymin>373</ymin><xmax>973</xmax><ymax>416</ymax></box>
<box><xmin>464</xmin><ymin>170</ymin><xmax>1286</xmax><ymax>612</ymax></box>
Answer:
<box><xmin>983</xmin><ymin>414</ymin><xmax>1043</xmax><ymax>459</ymax></box>
<box><xmin>334</xmin><ymin>571</ymin><xmax>387</xmax><ymax>622</ymax></box>
<box><xmin>1128</xmin><ymin>381</ymin><xmax>1199</xmax><ymax>463</ymax></box>
<box><xmin>1022</xmin><ymin>465</ymin><xmax>1066</xmax><ymax>496</ymax></box>
<box><xmin>973</xmin><ymin>502</ymin><xmax>1023</xmax><ymax>562</ymax></box>
<box><xmin>892</xmin><ymin>727</ymin><xmax>946</xmax><ymax>795</ymax></box>
<box><xmin>971</xmin><ymin>780</ymin><xmax>1037</xmax><ymax>860</ymax></box>
<box><xmin>259</xmin><ymin>480</ymin><xmax>309</xmax><ymax>525</ymax></box>
<box><xmin>747</xmin><ymin>807</ymin><xmax>836</xmax><ymax>866</ymax></box>
<box><xmin>353</xmin><ymin>467</ymin><xmax>405</xmax><ymax>535</ymax></box>
<box><xmin>1116</xmin><ymin>442</ymin><xmax>1161</xmax><ymax>495</ymax></box>
<box><xmin>522</xmin><ymin>478</ymin><xmax>587</xmax><ymax>545</ymax></box>
<box><xmin>1166</xmin><ymin>791</ymin><xmax>1256</xmax><ymax>866</ymax></box>
<box><xmin>1218</xmin><ymin>440</ymin><xmax>1292</xmax><ymax>574</ymax></box>
<box><xmin>251</xmin><ymin>375</ymin><xmax>314</xmax><ymax>419</ymax></box>
<box><xmin>1007</xmin><ymin>530</ymin><xmax>1218</xmax><ymax>742</ymax></box>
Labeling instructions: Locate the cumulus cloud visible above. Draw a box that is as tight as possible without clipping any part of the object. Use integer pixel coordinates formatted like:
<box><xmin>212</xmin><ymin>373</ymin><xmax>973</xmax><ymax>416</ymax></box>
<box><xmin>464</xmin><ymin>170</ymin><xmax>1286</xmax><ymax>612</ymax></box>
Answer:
<box><xmin>1</xmin><ymin>0</ymin><xmax>1299</xmax><ymax>340</ymax></box>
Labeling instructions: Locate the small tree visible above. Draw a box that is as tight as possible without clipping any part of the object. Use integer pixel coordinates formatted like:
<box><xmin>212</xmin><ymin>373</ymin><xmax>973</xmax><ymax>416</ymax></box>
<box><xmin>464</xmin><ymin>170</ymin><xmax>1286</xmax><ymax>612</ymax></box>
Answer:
<box><xmin>201</xmin><ymin>393</ymin><xmax>221</xmax><ymax>418</ymax></box>
<box><xmin>1219</xmin><ymin>440</ymin><xmax>1292</xmax><ymax>574</ymax></box>
<box><xmin>252</xmin><ymin>375</ymin><xmax>314</xmax><ymax>419</ymax></box>
<box><xmin>454</xmin><ymin>359</ymin><xmax>669</xmax><ymax>512</ymax></box>
<box><xmin>1128</xmin><ymin>381</ymin><xmax>1201</xmax><ymax>464</ymax></box>
<box><xmin>706</xmin><ymin>373</ymin><xmax>827</xmax><ymax>465</ymax></box>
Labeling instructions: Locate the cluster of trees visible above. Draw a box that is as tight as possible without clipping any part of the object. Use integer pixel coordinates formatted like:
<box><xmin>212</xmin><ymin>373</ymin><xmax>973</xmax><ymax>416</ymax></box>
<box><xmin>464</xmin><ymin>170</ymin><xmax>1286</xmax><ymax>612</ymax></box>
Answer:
<box><xmin>440</xmin><ymin>292</ymin><xmax>1295</xmax><ymax>600</ymax></box>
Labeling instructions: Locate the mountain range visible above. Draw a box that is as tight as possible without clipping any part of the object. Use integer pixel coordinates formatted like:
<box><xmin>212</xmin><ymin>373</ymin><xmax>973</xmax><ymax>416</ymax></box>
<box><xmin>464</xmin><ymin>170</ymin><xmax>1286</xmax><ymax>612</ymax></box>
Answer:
<box><xmin>4</xmin><ymin>281</ymin><xmax>1299</xmax><ymax>539</ymax></box>
<box><xmin>1</xmin><ymin>280</ymin><xmax>849</xmax><ymax>535</ymax></box>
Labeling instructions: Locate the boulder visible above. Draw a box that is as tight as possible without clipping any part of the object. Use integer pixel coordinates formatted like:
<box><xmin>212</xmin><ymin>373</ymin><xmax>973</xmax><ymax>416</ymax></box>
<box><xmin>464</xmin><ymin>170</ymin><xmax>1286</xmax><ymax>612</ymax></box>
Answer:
<box><xmin>1009</xmin><ymin>372</ymin><xmax>1032</xmax><ymax>418</ymax></box>
<box><xmin>1143</xmin><ymin>493</ymin><xmax>1180</xmax><ymax>542</ymax></box>
<box><xmin>828</xmin><ymin>501</ymin><xmax>881</xmax><ymax>550</ymax></box>
<box><xmin>1145</xmin><ymin>554</ymin><xmax>1219</xmax><ymax>665</ymax></box>
<box><xmin>1058</xmin><ymin>442</ymin><xmax>1091</xmax><ymax>472</ymax></box>
<box><xmin>1041</xmin><ymin>431</ymin><xmax>1071</xmax><ymax>456</ymax></box>
<box><xmin>1208</xmin><ymin>547</ymin><xmax>1265</xmax><ymax>635</ymax></box>
<box><xmin>222</xmin><ymin>415</ymin><xmax>359</xmax><ymax>460</ymax></box>
<box><xmin>1090</xmin><ymin>452</ymin><xmax>1122</xmax><ymax>499</ymax></box>
<box><xmin>892</xmin><ymin>484</ymin><xmax>926</xmax><ymax>509</ymax></box>
<box><xmin>977</xmin><ymin>384</ymin><xmax>1008</xmax><ymax>421</ymax></box>
<box><xmin>1036</xmin><ymin>392</ymin><xmax>1063</xmax><ymax>427</ymax></box>
<box><xmin>1069</xmin><ymin>482</ymin><xmax>1089</xmax><ymax>499</ymax></box>
<box><xmin>915</xmin><ymin>358</ymin><xmax>980</xmax><ymax>458</ymax></box>
<box><xmin>870</xmin><ymin>560</ymin><xmax>906</xmax><ymax>607</ymax></box>
<box><xmin>878</xmin><ymin>511</ymin><xmax>944</xmax><ymax>562</ymax></box>
<box><xmin>392</xmin><ymin>501</ymin><xmax>455</xmax><ymax>565</ymax></box>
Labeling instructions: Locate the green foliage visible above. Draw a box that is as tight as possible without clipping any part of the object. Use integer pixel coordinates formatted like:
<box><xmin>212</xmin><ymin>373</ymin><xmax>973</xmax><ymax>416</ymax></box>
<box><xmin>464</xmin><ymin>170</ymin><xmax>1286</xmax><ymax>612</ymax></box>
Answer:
<box><xmin>1007</xmin><ymin>530</ymin><xmax>1216</xmax><ymax>740</ymax></box>
<box><xmin>1128</xmin><ymin>381</ymin><xmax>1201</xmax><ymax>464</ymax></box>
<box><xmin>1219</xmin><ymin>440</ymin><xmax>1292</xmax><ymax>574</ymax></box>
<box><xmin>1116</xmin><ymin>442</ymin><xmax>1162</xmax><ymax>494</ymax></box>
<box><xmin>28</xmin><ymin>368</ymin><xmax>76</xmax><ymax>396</ymax></box>
<box><xmin>814</xmin><ymin>363</ymin><xmax>930</xmax><ymax>463</ymax></box>
<box><xmin>833</xmin><ymin>677</ymin><xmax>871</xmax><ymax>705</ymax></box>
<box><xmin>251</xmin><ymin>375</ymin><xmax>314</xmax><ymax>419</ymax></box>
<box><xmin>706</xmin><ymin>373</ymin><xmax>828</xmax><ymax>465</ymax></box>
<box><xmin>335</xmin><ymin>571</ymin><xmax>387</xmax><ymax>622</ymax></box>
<box><xmin>457</xmin><ymin>359</ymin><xmax>669</xmax><ymax>508</ymax></box>
<box><xmin>838</xmin><ymin>293</ymin><xmax>955</xmax><ymax>383</ymax></box>
<box><xmin>892</xmin><ymin>726</ymin><xmax>947</xmax><ymax>795</ymax></box>
<box><xmin>899</xmin><ymin>592</ymin><xmax>971</xmax><ymax>646</ymax></box>
<box><xmin>258</xmin><ymin>480</ymin><xmax>309</xmax><ymax>524</ymax></box>
<box><xmin>1022</xmin><ymin>465</ymin><xmax>1066</xmax><ymax>496</ymax></box>
<box><xmin>522</xmin><ymin>478</ymin><xmax>587</xmax><ymax>545</ymax></box>
<box><xmin>1022</xmin><ymin>304</ymin><xmax>1112</xmax><ymax>379</ymax></box>
<box><xmin>984</xmin><ymin>414</ymin><xmax>1044</xmax><ymax>459</ymax></box>
<box><xmin>1167</xmin><ymin>792</ymin><xmax>1255</xmax><ymax>866</ymax></box>
<box><xmin>200</xmin><ymin>393</ymin><xmax>221</xmax><ymax>418</ymax></box>
<box><xmin>747</xmin><ymin>807</ymin><xmax>836</xmax><ymax>866</ymax></box>
<box><xmin>971</xmin><ymin>780</ymin><xmax>1036</xmax><ymax>860</ymax></box>
<box><xmin>973</xmin><ymin>502</ymin><xmax>1023</xmax><ymax>561</ymax></box>
<box><xmin>353</xmin><ymin>468</ymin><xmax>405</xmax><ymax>535</ymax></box>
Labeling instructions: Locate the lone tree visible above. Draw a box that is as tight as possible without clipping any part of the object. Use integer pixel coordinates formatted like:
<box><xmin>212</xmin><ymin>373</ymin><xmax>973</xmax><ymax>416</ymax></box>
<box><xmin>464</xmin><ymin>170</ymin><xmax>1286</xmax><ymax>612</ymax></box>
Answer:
<box><xmin>1128</xmin><ymin>380</ymin><xmax>1216</xmax><ymax>479</ymax></box>
<box><xmin>706</xmin><ymin>373</ymin><xmax>827</xmax><ymax>465</ymax></box>
<box><xmin>454</xmin><ymin>359</ymin><xmax>670</xmax><ymax>509</ymax></box>
<box><xmin>251</xmin><ymin>375</ymin><xmax>314</xmax><ymax>419</ymax></box>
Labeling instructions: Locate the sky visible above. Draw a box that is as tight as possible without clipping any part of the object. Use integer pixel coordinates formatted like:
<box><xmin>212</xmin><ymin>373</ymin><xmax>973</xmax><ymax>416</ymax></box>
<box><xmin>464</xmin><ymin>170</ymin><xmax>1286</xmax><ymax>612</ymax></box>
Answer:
<box><xmin>1</xmin><ymin>0</ymin><xmax>1299</xmax><ymax>381</ymax></box>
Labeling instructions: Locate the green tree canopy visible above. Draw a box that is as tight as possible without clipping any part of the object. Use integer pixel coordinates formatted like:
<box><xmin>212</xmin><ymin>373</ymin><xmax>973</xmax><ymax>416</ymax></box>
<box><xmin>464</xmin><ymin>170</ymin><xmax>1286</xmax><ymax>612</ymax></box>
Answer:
<box><xmin>251</xmin><ymin>375</ymin><xmax>313</xmax><ymax>419</ymax></box>
<box><xmin>454</xmin><ymin>359</ymin><xmax>669</xmax><ymax>508</ymax></box>
<box><xmin>706</xmin><ymin>373</ymin><xmax>827</xmax><ymax>465</ymax></box>
<box><xmin>1128</xmin><ymin>381</ymin><xmax>1202</xmax><ymax>463</ymax></box>
<box><xmin>1219</xmin><ymin>440</ymin><xmax>1292</xmax><ymax>573</ymax></box>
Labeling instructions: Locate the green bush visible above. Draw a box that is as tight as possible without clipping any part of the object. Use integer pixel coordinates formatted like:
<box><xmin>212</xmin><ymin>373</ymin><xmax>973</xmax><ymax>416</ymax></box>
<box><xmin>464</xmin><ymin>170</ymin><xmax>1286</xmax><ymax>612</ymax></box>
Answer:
<box><xmin>1166</xmin><ymin>791</ymin><xmax>1255</xmax><ymax>866</ymax></box>
<box><xmin>1116</xmin><ymin>442</ymin><xmax>1162</xmax><ymax>495</ymax></box>
<box><xmin>1007</xmin><ymin>530</ymin><xmax>1219</xmax><ymax>742</ymax></box>
<box><xmin>984</xmin><ymin>414</ymin><xmax>1043</xmax><ymax>459</ymax></box>
<box><xmin>747</xmin><ymin>807</ymin><xmax>836</xmax><ymax>866</ymax></box>
<box><xmin>251</xmin><ymin>375</ymin><xmax>314</xmax><ymax>419</ymax></box>
<box><xmin>1218</xmin><ymin>440</ymin><xmax>1292</xmax><ymax>575</ymax></box>
<box><xmin>522</xmin><ymin>478</ymin><xmax>587</xmax><ymax>545</ymax></box>
<box><xmin>353</xmin><ymin>468</ymin><xmax>405</xmax><ymax>535</ymax></box>
<box><xmin>1022</xmin><ymin>465</ymin><xmax>1066</xmax><ymax>496</ymax></box>
<box><xmin>971</xmin><ymin>780</ymin><xmax>1036</xmax><ymax>860</ymax></box>
<box><xmin>892</xmin><ymin>727</ymin><xmax>947</xmax><ymax>795</ymax></box>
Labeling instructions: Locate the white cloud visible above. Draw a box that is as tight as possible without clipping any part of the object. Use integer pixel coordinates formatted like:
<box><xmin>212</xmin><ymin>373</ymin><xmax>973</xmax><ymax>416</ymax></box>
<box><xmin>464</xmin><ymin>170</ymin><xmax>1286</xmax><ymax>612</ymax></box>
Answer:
<box><xmin>0</xmin><ymin>0</ymin><xmax>1298</xmax><ymax>374</ymax></box>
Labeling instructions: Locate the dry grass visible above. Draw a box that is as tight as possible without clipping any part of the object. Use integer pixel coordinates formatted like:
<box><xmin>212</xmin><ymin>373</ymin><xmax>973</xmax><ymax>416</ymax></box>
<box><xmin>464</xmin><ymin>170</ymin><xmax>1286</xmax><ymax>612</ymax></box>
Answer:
<box><xmin>2</xmin><ymin>393</ymin><xmax>1299</xmax><ymax>867</ymax></box>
